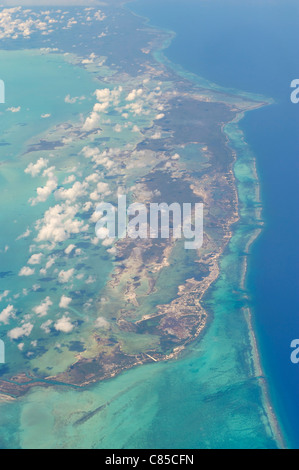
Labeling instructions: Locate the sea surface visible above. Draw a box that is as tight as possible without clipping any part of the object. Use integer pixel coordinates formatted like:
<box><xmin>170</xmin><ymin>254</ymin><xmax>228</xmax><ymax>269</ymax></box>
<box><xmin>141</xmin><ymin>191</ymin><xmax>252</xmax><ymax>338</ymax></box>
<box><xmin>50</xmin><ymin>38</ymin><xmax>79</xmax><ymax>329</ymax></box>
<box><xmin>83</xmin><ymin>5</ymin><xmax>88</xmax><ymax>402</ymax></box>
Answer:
<box><xmin>131</xmin><ymin>0</ymin><xmax>299</xmax><ymax>448</ymax></box>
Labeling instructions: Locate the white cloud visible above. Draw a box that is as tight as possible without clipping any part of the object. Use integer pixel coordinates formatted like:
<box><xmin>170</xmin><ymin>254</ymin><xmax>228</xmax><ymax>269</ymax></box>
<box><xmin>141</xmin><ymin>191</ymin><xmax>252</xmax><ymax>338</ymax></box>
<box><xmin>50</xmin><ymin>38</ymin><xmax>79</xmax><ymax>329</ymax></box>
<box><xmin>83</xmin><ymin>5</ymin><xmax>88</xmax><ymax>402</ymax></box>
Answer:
<box><xmin>85</xmin><ymin>275</ymin><xmax>96</xmax><ymax>284</ymax></box>
<box><xmin>95</xmin><ymin>316</ymin><xmax>110</xmax><ymax>329</ymax></box>
<box><xmin>54</xmin><ymin>315</ymin><xmax>74</xmax><ymax>333</ymax></box>
<box><xmin>16</xmin><ymin>228</ymin><xmax>31</xmax><ymax>240</ymax></box>
<box><xmin>64</xmin><ymin>94</ymin><xmax>85</xmax><ymax>104</ymax></box>
<box><xmin>30</xmin><ymin>168</ymin><xmax>57</xmax><ymax>206</ymax></box>
<box><xmin>19</xmin><ymin>266</ymin><xmax>35</xmax><ymax>276</ymax></box>
<box><xmin>45</xmin><ymin>257</ymin><xmax>56</xmax><ymax>270</ymax></box>
<box><xmin>82</xmin><ymin>86</ymin><xmax>124</xmax><ymax>132</ymax></box>
<box><xmin>40</xmin><ymin>319</ymin><xmax>52</xmax><ymax>334</ymax></box>
<box><xmin>151</xmin><ymin>132</ymin><xmax>162</xmax><ymax>140</ymax></box>
<box><xmin>65</xmin><ymin>244</ymin><xmax>76</xmax><ymax>255</ymax></box>
<box><xmin>102</xmin><ymin>238</ymin><xmax>114</xmax><ymax>247</ymax></box>
<box><xmin>114</xmin><ymin>124</ymin><xmax>122</xmax><ymax>133</ymax></box>
<box><xmin>126</xmin><ymin>89</ymin><xmax>143</xmax><ymax>102</ymax></box>
<box><xmin>94</xmin><ymin>88</ymin><xmax>111</xmax><ymax>102</ymax></box>
<box><xmin>94</xmin><ymin>10</ymin><xmax>106</xmax><ymax>21</ymax></box>
<box><xmin>0</xmin><ymin>290</ymin><xmax>10</xmax><ymax>302</ymax></box>
<box><xmin>59</xmin><ymin>295</ymin><xmax>72</xmax><ymax>309</ymax></box>
<box><xmin>0</xmin><ymin>7</ymin><xmax>83</xmax><ymax>39</ymax></box>
<box><xmin>82</xmin><ymin>111</ymin><xmax>100</xmax><ymax>132</ymax></box>
<box><xmin>28</xmin><ymin>253</ymin><xmax>43</xmax><ymax>265</ymax></box>
<box><xmin>8</xmin><ymin>323</ymin><xmax>33</xmax><ymax>340</ymax></box>
<box><xmin>90</xmin><ymin>209</ymin><xmax>103</xmax><ymax>223</ymax></box>
<box><xmin>82</xmin><ymin>146</ymin><xmax>115</xmax><ymax>170</ymax></box>
<box><xmin>63</xmin><ymin>175</ymin><xmax>76</xmax><ymax>185</ymax></box>
<box><xmin>96</xmin><ymin>181</ymin><xmax>110</xmax><ymax>194</ymax></box>
<box><xmin>83</xmin><ymin>201</ymin><xmax>93</xmax><ymax>212</ymax></box>
<box><xmin>93</xmin><ymin>102</ymin><xmax>109</xmax><ymax>113</ymax></box>
<box><xmin>95</xmin><ymin>317</ymin><xmax>110</xmax><ymax>329</ymax></box>
<box><xmin>0</xmin><ymin>305</ymin><xmax>15</xmax><ymax>325</ymax></box>
<box><xmin>95</xmin><ymin>226</ymin><xmax>109</xmax><ymax>239</ymax></box>
<box><xmin>90</xmin><ymin>191</ymin><xmax>100</xmax><ymax>201</ymax></box>
<box><xmin>58</xmin><ymin>268</ymin><xmax>74</xmax><ymax>284</ymax></box>
<box><xmin>25</xmin><ymin>158</ymin><xmax>48</xmax><ymax>177</ymax></box>
<box><xmin>124</xmin><ymin>101</ymin><xmax>144</xmax><ymax>116</ymax></box>
<box><xmin>55</xmin><ymin>181</ymin><xmax>87</xmax><ymax>203</ymax></box>
<box><xmin>33</xmin><ymin>296</ymin><xmax>52</xmax><ymax>317</ymax></box>
<box><xmin>7</xmin><ymin>106</ymin><xmax>21</xmax><ymax>113</ymax></box>
<box><xmin>40</xmin><ymin>256</ymin><xmax>56</xmax><ymax>275</ymax></box>
<box><xmin>35</xmin><ymin>204</ymin><xmax>88</xmax><ymax>244</ymax></box>
<box><xmin>85</xmin><ymin>173</ymin><xmax>100</xmax><ymax>184</ymax></box>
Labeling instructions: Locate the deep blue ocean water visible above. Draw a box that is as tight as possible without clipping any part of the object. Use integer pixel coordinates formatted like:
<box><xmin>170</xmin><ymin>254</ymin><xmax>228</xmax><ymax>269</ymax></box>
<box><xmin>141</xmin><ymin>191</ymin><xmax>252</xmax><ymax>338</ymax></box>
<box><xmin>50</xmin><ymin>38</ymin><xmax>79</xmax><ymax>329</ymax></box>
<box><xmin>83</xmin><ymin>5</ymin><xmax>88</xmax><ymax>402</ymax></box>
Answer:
<box><xmin>131</xmin><ymin>0</ymin><xmax>299</xmax><ymax>447</ymax></box>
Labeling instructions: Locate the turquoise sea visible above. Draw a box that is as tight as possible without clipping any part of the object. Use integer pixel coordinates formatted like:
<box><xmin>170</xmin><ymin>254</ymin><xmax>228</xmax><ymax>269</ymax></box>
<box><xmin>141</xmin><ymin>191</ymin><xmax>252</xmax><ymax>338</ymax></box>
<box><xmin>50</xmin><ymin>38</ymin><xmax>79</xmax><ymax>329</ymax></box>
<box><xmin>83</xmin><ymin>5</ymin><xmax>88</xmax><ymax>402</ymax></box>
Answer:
<box><xmin>0</xmin><ymin>0</ymin><xmax>297</xmax><ymax>449</ymax></box>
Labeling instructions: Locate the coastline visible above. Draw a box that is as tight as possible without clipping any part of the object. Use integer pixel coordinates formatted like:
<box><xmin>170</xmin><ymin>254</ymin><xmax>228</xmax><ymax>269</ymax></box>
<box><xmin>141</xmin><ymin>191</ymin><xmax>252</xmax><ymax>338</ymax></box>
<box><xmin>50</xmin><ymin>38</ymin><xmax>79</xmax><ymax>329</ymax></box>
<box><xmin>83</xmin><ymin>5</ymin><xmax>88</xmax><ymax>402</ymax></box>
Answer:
<box><xmin>127</xmin><ymin>0</ymin><xmax>285</xmax><ymax>448</ymax></box>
